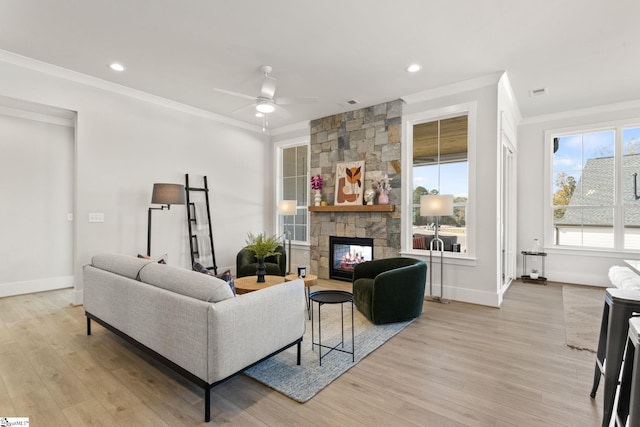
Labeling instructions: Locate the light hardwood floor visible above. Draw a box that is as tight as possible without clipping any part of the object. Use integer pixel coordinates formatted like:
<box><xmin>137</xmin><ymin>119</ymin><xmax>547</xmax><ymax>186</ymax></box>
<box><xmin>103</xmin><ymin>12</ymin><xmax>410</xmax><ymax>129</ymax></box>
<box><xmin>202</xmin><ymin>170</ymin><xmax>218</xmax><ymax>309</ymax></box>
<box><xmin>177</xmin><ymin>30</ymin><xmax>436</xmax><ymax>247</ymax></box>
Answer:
<box><xmin>0</xmin><ymin>280</ymin><xmax>603</xmax><ymax>426</ymax></box>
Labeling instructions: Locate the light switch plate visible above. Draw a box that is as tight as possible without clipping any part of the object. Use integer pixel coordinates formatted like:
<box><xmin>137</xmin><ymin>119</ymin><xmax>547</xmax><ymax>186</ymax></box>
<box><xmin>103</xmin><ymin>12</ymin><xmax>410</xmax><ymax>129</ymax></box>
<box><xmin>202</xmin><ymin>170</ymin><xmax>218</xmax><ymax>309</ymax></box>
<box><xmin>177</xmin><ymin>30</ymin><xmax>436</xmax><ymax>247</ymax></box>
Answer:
<box><xmin>88</xmin><ymin>212</ymin><xmax>104</xmax><ymax>223</ymax></box>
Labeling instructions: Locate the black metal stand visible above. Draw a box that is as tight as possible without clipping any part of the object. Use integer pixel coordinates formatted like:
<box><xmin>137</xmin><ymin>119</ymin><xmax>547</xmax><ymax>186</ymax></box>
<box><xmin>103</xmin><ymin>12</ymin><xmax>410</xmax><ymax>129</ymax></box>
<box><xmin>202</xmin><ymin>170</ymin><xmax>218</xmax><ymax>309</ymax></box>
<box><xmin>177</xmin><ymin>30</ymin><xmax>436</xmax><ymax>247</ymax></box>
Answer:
<box><xmin>310</xmin><ymin>290</ymin><xmax>355</xmax><ymax>366</ymax></box>
<box><xmin>147</xmin><ymin>205</ymin><xmax>170</xmax><ymax>256</ymax></box>
<box><xmin>520</xmin><ymin>251</ymin><xmax>547</xmax><ymax>285</ymax></box>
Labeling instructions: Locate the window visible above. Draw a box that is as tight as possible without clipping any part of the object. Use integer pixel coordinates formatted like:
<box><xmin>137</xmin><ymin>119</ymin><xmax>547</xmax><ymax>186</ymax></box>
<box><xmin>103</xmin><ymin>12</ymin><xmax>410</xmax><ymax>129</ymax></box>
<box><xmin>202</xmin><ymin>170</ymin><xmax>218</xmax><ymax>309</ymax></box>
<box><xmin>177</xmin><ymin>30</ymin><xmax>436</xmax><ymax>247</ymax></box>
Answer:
<box><xmin>279</xmin><ymin>143</ymin><xmax>308</xmax><ymax>242</ymax></box>
<box><xmin>550</xmin><ymin>123</ymin><xmax>640</xmax><ymax>250</ymax></box>
<box><xmin>411</xmin><ymin>114</ymin><xmax>469</xmax><ymax>253</ymax></box>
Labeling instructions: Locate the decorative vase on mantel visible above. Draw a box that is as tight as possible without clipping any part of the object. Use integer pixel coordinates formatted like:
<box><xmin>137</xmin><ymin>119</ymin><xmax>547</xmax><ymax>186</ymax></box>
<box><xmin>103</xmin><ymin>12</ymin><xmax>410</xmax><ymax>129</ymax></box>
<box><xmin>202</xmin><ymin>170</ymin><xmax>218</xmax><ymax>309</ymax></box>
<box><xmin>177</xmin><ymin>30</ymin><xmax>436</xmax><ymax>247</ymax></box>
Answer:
<box><xmin>314</xmin><ymin>190</ymin><xmax>322</xmax><ymax>206</ymax></box>
<box><xmin>377</xmin><ymin>191</ymin><xmax>389</xmax><ymax>205</ymax></box>
<box><xmin>256</xmin><ymin>257</ymin><xmax>267</xmax><ymax>283</ymax></box>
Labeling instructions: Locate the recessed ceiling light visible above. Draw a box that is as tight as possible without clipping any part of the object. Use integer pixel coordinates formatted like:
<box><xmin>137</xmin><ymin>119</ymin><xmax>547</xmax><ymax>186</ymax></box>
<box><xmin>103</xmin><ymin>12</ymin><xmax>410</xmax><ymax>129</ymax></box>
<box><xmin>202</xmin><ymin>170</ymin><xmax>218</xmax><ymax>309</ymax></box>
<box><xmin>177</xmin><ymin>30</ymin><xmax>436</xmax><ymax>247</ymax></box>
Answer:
<box><xmin>406</xmin><ymin>64</ymin><xmax>421</xmax><ymax>73</ymax></box>
<box><xmin>110</xmin><ymin>63</ymin><xmax>125</xmax><ymax>72</ymax></box>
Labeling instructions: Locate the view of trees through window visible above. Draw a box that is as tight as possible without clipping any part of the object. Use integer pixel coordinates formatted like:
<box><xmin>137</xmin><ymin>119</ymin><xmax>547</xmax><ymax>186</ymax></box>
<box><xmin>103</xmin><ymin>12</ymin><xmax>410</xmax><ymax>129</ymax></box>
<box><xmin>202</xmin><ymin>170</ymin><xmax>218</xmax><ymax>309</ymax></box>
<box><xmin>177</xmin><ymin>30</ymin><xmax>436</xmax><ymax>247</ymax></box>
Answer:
<box><xmin>412</xmin><ymin>115</ymin><xmax>468</xmax><ymax>252</ymax></box>
<box><xmin>551</xmin><ymin>126</ymin><xmax>640</xmax><ymax>250</ymax></box>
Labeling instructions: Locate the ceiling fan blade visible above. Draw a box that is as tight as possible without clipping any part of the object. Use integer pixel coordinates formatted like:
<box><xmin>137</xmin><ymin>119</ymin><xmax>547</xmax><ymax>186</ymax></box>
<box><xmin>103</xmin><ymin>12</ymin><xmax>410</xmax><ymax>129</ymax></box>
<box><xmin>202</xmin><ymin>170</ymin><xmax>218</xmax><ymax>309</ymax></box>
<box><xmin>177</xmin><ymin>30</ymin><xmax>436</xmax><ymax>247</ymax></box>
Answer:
<box><xmin>212</xmin><ymin>87</ymin><xmax>256</xmax><ymax>101</ymax></box>
<box><xmin>275</xmin><ymin>96</ymin><xmax>319</xmax><ymax>105</ymax></box>
<box><xmin>261</xmin><ymin>75</ymin><xmax>277</xmax><ymax>99</ymax></box>
<box><xmin>273</xmin><ymin>104</ymin><xmax>292</xmax><ymax>119</ymax></box>
<box><xmin>231</xmin><ymin>103</ymin><xmax>256</xmax><ymax>114</ymax></box>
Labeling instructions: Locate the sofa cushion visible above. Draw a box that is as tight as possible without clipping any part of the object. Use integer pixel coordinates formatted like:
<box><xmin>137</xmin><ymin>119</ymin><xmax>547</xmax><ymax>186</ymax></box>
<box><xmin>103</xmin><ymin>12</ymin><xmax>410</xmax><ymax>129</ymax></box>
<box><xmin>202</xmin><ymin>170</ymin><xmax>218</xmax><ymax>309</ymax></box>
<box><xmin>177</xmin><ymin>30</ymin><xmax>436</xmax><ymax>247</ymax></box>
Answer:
<box><xmin>139</xmin><ymin>262</ymin><xmax>234</xmax><ymax>303</ymax></box>
<box><xmin>92</xmin><ymin>253</ymin><xmax>153</xmax><ymax>280</ymax></box>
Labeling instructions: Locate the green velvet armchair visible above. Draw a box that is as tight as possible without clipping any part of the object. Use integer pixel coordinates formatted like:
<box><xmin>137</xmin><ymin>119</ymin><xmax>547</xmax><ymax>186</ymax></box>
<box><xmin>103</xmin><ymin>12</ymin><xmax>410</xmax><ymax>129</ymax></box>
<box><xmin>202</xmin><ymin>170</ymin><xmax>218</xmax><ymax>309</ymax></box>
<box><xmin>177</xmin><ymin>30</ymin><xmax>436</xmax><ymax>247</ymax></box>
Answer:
<box><xmin>352</xmin><ymin>257</ymin><xmax>427</xmax><ymax>324</ymax></box>
<box><xmin>236</xmin><ymin>245</ymin><xmax>286</xmax><ymax>278</ymax></box>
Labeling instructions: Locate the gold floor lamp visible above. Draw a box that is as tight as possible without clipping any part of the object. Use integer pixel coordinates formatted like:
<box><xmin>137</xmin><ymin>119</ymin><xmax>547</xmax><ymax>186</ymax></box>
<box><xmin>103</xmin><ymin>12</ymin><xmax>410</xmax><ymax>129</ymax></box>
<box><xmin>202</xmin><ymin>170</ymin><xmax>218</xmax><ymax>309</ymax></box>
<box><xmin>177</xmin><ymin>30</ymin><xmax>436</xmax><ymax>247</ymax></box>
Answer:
<box><xmin>420</xmin><ymin>194</ymin><xmax>454</xmax><ymax>303</ymax></box>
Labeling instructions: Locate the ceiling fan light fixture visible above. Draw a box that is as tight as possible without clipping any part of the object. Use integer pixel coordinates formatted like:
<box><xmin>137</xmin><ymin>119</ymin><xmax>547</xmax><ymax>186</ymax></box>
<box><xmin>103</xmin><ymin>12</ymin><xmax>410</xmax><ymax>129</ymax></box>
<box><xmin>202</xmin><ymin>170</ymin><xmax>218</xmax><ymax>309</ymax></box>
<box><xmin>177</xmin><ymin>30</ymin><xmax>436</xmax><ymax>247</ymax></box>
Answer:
<box><xmin>256</xmin><ymin>101</ymin><xmax>275</xmax><ymax>114</ymax></box>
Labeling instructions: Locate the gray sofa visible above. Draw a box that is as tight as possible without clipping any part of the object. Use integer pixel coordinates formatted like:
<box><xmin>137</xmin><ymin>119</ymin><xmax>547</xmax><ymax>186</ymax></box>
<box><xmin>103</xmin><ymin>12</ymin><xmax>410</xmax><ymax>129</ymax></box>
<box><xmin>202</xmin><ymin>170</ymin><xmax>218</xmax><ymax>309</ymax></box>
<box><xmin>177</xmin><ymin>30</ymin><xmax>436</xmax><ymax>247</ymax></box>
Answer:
<box><xmin>83</xmin><ymin>253</ymin><xmax>305</xmax><ymax>422</ymax></box>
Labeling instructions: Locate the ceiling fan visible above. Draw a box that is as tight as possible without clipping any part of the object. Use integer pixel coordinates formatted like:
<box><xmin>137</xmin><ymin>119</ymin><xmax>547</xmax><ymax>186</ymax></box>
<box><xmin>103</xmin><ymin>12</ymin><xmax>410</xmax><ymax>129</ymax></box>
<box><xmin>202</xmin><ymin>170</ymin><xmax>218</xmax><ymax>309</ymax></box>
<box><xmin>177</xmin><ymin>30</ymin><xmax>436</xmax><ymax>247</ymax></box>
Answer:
<box><xmin>212</xmin><ymin>65</ymin><xmax>318</xmax><ymax>119</ymax></box>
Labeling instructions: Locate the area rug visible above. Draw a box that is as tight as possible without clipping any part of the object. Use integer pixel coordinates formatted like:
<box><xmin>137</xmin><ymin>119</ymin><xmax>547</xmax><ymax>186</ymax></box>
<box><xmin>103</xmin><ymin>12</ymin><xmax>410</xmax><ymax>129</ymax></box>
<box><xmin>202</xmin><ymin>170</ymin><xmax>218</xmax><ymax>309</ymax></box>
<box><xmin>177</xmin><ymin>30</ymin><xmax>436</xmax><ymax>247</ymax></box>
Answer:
<box><xmin>562</xmin><ymin>285</ymin><xmax>605</xmax><ymax>353</ymax></box>
<box><xmin>244</xmin><ymin>303</ymin><xmax>414</xmax><ymax>402</ymax></box>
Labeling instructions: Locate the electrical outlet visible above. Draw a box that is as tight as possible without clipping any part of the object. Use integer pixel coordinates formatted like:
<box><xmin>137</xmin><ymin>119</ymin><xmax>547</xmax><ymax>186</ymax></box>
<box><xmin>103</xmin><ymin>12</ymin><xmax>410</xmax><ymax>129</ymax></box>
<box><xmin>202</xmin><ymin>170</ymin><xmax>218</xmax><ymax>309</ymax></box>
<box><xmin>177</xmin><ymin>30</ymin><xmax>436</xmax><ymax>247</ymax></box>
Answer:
<box><xmin>88</xmin><ymin>212</ymin><xmax>104</xmax><ymax>223</ymax></box>
<box><xmin>67</xmin><ymin>213</ymin><xmax>73</xmax><ymax>221</ymax></box>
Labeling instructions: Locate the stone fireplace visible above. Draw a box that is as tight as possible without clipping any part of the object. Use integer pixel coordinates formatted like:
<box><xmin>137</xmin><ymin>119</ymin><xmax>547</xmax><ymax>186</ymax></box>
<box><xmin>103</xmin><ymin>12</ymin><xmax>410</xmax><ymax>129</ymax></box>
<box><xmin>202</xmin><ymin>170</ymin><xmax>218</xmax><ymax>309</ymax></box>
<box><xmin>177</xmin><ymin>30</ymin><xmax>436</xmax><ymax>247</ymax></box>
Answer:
<box><xmin>309</xmin><ymin>100</ymin><xmax>403</xmax><ymax>279</ymax></box>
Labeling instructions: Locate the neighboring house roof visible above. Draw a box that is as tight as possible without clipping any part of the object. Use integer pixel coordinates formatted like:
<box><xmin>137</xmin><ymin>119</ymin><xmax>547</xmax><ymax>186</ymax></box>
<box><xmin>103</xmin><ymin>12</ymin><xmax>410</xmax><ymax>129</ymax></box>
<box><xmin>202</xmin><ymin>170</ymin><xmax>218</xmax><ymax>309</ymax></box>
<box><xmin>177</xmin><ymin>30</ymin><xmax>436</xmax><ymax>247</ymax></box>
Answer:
<box><xmin>555</xmin><ymin>153</ymin><xmax>640</xmax><ymax>226</ymax></box>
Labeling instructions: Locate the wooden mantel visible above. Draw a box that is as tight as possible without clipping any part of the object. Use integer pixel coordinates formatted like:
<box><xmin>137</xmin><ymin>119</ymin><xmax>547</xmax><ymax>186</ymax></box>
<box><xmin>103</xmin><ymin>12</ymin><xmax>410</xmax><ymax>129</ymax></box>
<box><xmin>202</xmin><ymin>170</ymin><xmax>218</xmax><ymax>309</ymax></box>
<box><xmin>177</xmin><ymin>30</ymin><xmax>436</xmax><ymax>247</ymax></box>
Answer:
<box><xmin>308</xmin><ymin>205</ymin><xmax>395</xmax><ymax>212</ymax></box>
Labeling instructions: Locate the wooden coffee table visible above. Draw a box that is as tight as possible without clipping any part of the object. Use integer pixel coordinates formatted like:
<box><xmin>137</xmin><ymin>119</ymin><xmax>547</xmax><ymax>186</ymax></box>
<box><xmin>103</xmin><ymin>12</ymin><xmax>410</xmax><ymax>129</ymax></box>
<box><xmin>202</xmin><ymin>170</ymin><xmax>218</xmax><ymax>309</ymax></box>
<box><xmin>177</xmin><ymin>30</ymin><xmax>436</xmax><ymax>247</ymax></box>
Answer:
<box><xmin>234</xmin><ymin>275</ymin><xmax>286</xmax><ymax>295</ymax></box>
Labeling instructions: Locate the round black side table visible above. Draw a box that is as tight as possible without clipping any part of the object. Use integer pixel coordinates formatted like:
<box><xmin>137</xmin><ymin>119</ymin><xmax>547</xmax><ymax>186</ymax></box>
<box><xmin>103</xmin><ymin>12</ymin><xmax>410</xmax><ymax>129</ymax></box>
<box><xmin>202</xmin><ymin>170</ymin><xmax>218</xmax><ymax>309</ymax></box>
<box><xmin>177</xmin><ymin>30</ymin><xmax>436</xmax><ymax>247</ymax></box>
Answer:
<box><xmin>309</xmin><ymin>290</ymin><xmax>354</xmax><ymax>366</ymax></box>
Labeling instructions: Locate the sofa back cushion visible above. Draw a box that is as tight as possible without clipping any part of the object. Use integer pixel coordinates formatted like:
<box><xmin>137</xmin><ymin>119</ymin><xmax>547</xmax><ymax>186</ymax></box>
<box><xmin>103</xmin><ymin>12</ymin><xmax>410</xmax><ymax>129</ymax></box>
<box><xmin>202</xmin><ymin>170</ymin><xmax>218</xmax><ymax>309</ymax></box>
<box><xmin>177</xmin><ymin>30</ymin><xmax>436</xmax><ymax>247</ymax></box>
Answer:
<box><xmin>139</xmin><ymin>262</ymin><xmax>234</xmax><ymax>303</ymax></box>
<box><xmin>91</xmin><ymin>253</ymin><xmax>153</xmax><ymax>280</ymax></box>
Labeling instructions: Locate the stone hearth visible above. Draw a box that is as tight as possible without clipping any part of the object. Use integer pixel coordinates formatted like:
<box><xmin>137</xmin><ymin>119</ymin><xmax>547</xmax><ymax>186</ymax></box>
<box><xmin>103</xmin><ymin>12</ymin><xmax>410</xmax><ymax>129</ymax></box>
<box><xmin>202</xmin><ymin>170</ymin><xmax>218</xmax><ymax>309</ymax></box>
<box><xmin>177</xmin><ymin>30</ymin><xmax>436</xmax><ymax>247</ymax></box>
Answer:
<box><xmin>309</xmin><ymin>100</ymin><xmax>402</xmax><ymax>279</ymax></box>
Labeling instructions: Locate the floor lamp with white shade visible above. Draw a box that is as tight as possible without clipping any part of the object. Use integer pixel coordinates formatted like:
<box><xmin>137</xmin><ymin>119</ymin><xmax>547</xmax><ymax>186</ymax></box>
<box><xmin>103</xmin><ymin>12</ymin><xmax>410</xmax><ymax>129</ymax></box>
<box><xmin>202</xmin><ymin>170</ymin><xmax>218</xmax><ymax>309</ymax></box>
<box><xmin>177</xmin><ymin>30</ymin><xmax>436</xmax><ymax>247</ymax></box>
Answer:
<box><xmin>420</xmin><ymin>194</ymin><xmax>454</xmax><ymax>303</ymax></box>
<box><xmin>278</xmin><ymin>200</ymin><xmax>296</xmax><ymax>275</ymax></box>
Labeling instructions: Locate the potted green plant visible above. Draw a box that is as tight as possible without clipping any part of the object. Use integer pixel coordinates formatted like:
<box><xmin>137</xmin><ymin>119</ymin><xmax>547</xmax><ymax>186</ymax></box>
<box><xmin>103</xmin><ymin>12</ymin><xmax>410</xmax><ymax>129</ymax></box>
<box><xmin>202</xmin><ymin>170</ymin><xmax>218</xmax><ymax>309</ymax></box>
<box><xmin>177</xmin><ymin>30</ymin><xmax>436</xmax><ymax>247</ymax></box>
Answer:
<box><xmin>530</xmin><ymin>268</ymin><xmax>539</xmax><ymax>280</ymax></box>
<box><xmin>245</xmin><ymin>232</ymin><xmax>282</xmax><ymax>282</ymax></box>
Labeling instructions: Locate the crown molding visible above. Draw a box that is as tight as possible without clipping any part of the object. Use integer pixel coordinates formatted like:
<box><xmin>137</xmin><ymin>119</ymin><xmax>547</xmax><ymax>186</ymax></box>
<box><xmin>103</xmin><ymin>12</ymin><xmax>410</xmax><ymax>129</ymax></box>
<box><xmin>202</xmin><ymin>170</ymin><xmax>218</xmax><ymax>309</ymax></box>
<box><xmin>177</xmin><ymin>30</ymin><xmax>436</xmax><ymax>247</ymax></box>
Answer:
<box><xmin>270</xmin><ymin>120</ymin><xmax>310</xmax><ymax>137</ymax></box>
<box><xmin>521</xmin><ymin>98</ymin><xmax>640</xmax><ymax>125</ymax></box>
<box><xmin>401</xmin><ymin>72</ymin><xmax>502</xmax><ymax>105</ymax></box>
<box><xmin>0</xmin><ymin>105</ymin><xmax>74</xmax><ymax>127</ymax></box>
<box><xmin>0</xmin><ymin>49</ymin><xmax>264</xmax><ymax>134</ymax></box>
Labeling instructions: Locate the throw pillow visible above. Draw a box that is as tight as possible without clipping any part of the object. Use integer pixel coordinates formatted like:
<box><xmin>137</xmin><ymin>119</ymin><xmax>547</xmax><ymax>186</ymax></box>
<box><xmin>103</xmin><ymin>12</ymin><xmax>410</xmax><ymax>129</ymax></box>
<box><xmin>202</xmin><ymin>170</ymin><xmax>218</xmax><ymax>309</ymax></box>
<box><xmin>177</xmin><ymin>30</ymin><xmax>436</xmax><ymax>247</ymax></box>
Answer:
<box><xmin>412</xmin><ymin>236</ymin><xmax>427</xmax><ymax>250</ymax></box>
<box><xmin>193</xmin><ymin>263</ymin><xmax>236</xmax><ymax>296</ymax></box>
<box><xmin>137</xmin><ymin>254</ymin><xmax>167</xmax><ymax>264</ymax></box>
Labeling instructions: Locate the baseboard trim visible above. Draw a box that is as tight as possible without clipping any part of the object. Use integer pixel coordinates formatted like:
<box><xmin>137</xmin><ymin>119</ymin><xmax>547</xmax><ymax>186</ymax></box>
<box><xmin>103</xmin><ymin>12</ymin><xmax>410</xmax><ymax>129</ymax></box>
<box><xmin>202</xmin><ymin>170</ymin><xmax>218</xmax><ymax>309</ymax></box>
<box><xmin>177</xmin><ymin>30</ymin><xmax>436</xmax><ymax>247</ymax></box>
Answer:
<box><xmin>0</xmin><ymin>276</ymin><xmax>73</xmax><ymax>298</ymax></box>
<box><xmin>440</xmin><ymin>284</ymin><xmax>501</xmax><ymax>308</ymax></box>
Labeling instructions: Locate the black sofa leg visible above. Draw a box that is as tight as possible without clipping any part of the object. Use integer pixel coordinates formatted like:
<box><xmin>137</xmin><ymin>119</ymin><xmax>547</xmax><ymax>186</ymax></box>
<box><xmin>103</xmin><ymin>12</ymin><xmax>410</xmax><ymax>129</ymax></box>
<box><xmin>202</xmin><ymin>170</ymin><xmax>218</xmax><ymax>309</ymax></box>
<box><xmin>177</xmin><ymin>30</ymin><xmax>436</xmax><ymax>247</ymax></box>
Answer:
<box><xmin>297</xmin><ymin>341</ymin><xmax>301</xmax><ymax>365</ymax></box>
<box><xmin>87</xmin><ymin>317</ymin><xmax>91</xmax><ymax>335</ymax></box>
<box><xmin>205</xmin><ymin>387</ymin><xmax>211</xmax><ymax>422</ymax></box>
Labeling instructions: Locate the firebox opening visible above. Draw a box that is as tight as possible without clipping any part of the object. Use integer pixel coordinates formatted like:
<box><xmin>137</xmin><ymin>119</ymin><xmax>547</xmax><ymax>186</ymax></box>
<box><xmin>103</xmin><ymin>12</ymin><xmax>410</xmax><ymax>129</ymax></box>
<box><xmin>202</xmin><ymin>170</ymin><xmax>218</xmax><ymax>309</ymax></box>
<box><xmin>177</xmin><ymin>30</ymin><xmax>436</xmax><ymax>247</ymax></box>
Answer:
<box><xmin>329</xmin><ymin>236</ymin><xmax>374</xmax><ymax>281</ymax></box>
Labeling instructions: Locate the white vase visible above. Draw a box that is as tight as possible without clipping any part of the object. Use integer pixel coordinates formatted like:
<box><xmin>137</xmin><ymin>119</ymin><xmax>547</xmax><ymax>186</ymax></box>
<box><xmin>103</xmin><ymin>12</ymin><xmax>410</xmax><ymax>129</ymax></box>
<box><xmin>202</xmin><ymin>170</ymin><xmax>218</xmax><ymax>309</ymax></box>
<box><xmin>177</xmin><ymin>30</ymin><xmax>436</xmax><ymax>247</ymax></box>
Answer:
<box><xmin>530</xmin><ymin>272</ymin><xmax>539</xmax><ymax>279</ymax></box>
<box><xmin>314</xmin><ymin>190</ymin><xmax>322</xmax><ymax>206</ymax></box>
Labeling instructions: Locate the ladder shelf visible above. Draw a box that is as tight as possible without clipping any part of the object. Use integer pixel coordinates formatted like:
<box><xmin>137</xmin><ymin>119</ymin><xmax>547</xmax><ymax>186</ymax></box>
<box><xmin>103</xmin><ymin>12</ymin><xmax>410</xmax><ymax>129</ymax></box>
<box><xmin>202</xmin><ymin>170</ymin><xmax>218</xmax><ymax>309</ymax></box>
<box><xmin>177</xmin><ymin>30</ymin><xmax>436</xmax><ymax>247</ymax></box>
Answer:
<box><xmin>185</xmin><ymin>173</ymin><xmax>217</xmax><ymax>275</ymax></box>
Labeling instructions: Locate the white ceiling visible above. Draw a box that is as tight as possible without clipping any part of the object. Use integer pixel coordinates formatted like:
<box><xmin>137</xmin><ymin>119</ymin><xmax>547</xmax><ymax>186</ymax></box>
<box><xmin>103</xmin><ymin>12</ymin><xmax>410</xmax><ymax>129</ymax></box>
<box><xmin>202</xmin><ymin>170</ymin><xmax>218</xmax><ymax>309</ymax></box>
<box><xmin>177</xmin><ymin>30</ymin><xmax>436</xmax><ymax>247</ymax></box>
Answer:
<box><xmin>1</xmin><ymin>0</ymin><xmax>639</xmax><ymax>129</ymax></box>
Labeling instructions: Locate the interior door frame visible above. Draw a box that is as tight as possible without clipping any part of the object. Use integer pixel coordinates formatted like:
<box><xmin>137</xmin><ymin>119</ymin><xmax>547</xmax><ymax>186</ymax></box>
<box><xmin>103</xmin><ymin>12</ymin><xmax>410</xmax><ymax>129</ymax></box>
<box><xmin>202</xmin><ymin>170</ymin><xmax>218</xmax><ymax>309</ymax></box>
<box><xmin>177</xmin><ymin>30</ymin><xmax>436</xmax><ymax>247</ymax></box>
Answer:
<box><xmin>499</xmin><ymin>111</ymin><xmax>517</xmax><ymax>295</ymax></box>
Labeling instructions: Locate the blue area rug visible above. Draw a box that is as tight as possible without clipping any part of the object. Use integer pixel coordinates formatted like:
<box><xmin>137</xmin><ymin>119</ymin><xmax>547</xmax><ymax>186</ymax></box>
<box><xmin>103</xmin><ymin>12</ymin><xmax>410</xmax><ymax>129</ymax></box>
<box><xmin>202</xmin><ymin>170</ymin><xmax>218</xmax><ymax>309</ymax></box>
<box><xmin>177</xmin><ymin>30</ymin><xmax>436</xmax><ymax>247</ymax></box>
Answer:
<box><xmin>244</xmin><ymin>304</ymin><xmax>414</xmax><ymax>402</ymax></box>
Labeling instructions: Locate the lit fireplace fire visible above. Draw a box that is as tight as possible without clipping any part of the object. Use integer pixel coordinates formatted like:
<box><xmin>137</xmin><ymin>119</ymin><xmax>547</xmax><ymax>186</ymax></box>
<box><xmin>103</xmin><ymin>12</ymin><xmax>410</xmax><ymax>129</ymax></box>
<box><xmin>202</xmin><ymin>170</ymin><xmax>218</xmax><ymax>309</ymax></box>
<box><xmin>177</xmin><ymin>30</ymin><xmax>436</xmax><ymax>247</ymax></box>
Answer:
<box><xmin>329</xmin><ymin>236</ymin><xmax>373</xmax><ymax>281</ymax></box>
<box><xmin>340</xmin><ymin>251</ymin><xmax>367</xmax><ymax>271</ymax></box>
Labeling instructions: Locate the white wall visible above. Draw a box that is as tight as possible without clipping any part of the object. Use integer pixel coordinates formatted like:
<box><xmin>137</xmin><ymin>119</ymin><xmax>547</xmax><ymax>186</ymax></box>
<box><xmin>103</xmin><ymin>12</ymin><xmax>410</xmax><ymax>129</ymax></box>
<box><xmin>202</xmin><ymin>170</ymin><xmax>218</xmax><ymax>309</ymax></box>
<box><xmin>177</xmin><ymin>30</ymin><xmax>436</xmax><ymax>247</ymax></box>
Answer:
<box><xmin>518</xmin><ymin>102</ymin><xmax>640</xmax><ymax>286</ymax></box>
<box><xmin>402</xmin><ymin>80</ymin><xmax>501</xmax><ymax>306</ymax></box>
<box><xmin>0</xmin><ymin>53</ymin><xmax>270</xmax><ymax>304</ymax></box>
<box><xmin>0</xmin><ymin>110</ymin><xmax>74</xmax><ymax>295</ymax></box>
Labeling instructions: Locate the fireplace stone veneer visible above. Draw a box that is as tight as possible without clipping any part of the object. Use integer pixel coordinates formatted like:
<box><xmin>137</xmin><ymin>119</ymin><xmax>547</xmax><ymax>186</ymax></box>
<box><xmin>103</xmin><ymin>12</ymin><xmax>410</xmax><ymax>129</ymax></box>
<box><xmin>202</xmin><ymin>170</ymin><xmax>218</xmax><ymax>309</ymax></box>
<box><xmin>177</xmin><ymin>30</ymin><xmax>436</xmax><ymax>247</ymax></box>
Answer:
<box><xmin>309</xmin><ymin>100</ymin><xmax>403</xmax><ymax>279</ymax></box>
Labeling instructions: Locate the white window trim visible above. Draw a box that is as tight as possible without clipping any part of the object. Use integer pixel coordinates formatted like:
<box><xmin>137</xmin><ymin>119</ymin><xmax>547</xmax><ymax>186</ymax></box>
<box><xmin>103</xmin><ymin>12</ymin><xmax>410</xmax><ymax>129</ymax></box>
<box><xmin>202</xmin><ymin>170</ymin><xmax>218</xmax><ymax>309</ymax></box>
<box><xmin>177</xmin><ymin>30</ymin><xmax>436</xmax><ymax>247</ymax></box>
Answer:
<box><xmin>273</xmin><ymin>136</ymin><xmax>310</xmax><ymax>244</ymax></box>
<box><xmin>544</xmin><ymin>118</ymin><xmax>640</xmax><ymax>256</ymax></box>
<box><xmin>401</xmin><ymin>101</ymin><xmax>477</xmax><ymax>262</ymax></box>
